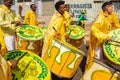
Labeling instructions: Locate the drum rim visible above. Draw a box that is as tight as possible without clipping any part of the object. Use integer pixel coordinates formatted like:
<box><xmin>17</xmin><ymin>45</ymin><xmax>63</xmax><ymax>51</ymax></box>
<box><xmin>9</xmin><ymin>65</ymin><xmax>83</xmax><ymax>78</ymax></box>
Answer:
<box><xmin>66</xmin><ymin>25</ymin><xmax>85</xmax><ymax>39</ymax></box>
<box><xmin>4</xmin><ymin>50</ymin><xmax>51</xmax><ymax>79</ymax></box>
<box><xmin>16</xmin><ymin>25</ymin><xmax>44</xmax><ymax>41</ymax></box>
<box><xmin>54</xmin><ymin>39</ymin><xmax>85</xmax><ymax>56</ymax></box>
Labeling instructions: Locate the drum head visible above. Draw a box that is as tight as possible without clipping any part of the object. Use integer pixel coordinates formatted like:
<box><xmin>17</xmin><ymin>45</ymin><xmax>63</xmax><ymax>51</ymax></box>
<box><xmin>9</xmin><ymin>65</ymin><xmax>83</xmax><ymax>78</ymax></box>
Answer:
<box><xmin>17</xmin><ymin>25</ymin><xmax>44</xmax><ymax>40</ymax></box>
<box><xmin>4</xmin><ymin>50</ymin><xmax>51</xmax><ymax>80</ymax></box>
<box><xmin>66</xmin><ymin>25</ymin><xmax>85</xmax><ymax>39</ymax></box>
<box><xmin>103</xmin><ymin>29</ymin><xmax>120</xmax><ymax>65</ymax></box>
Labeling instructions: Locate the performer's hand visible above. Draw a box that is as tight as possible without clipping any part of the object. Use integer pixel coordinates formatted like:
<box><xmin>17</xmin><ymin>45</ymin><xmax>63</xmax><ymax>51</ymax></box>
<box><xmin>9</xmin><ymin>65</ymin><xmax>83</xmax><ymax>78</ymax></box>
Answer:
<box><xmin>9</xmin><ymin>60</ymin><xmax>18</xmax><ymax>69</ymax></box>
<box><xmin>39</xmin><ymin>21</ymin><xmax>45</xmax><ymax>24</ymax></box>
<box><xmin>11</xmin><ymin>21</ymin><xmax>22</xmax><ymax>25</ymax></box>
<box><xmin>106</xmin><ymin>36</ymin><xmax>112</xmax><ymax>42</ymax></box>
<box><xmin>71</xmin><ymin>13</ymin><xmax>74</xmax><ymax>17</ymax></box>
<box><xmin>18</xmin><ymin>5</ymin><xmax>23</xmax><ymax>11</ymax></box>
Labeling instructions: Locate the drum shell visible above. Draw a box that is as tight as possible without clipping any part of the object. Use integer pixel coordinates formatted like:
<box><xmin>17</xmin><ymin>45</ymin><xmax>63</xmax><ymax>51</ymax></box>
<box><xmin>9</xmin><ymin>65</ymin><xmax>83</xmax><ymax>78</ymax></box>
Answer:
<box><xmin>16</xmin><ymin>36</ymin><xmax>43</xmax><ymax>54</ymax></box>
<box><xmin>43</xmin><ymin>39</ymin><xmax>84</xmax><ymax>78</ymax></box>
<box><xmin>66</xmin><ymin>37</ymin><xmax>84</xmax><ymax>48</ymax></box>
<box><xmin>82</xmin><ymin>59</ymin><xmax>119</xmax><ymax>80</ymax></box>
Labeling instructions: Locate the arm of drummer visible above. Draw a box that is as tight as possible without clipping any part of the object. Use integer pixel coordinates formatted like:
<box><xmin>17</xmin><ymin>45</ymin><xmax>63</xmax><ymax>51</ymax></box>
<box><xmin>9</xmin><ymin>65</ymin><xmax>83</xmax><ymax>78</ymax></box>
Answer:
<box><xmin>111</xmin><ymin>13</ymin><xmax>120</xmax><ymax>28</ymax></box>
<box><xmin>91</xmin><ymin>16</ymin><xmax>108</xmax><ymax>42</ymax></box>
<box><xmin>0</xmin><ymin>9</ymin><xmax>11</xmax><ymax>26</ymax></box>
<box><xmin>8</xmin><ymin>60</ymin><xmax>18</xmax><ymax>69</ymax></box>
<box><xmin>91</xmin><ymin>24</ymin><xmax>107</xmax><ymax>42</ymax></box>
<box><xmin>63</xmin><ymin>11</ymin><xmax>73</xmax><ymax>28</ymax></box>
<box><xmin>14</xmin><ymin>5</ymin><xmax>22</xmax><ymax>24</ymax></box>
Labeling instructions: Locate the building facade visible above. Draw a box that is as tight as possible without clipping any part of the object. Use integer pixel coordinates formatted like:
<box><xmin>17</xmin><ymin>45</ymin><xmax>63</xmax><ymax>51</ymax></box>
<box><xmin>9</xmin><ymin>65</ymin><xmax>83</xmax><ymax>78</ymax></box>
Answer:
<box><xmin>0</xmin><ymin>0</ymin><xmax>120</xmax><ymax>24</ymax></box>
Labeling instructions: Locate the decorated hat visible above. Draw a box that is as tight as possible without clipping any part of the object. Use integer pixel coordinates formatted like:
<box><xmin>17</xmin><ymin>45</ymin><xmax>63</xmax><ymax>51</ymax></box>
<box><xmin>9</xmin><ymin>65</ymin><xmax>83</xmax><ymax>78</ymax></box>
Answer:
<box><xmin>81</xmin><ymin>9</ymin><xmax>86</xmax><ymax>14</ymax></box>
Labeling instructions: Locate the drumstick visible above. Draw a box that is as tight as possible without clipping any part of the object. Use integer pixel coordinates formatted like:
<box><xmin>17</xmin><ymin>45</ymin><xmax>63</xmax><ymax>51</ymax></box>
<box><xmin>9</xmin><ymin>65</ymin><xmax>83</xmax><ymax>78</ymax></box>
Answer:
<box><xmin>68</xmin><ymin>29</ymin><xmax>74</xmax><ymax>35</ymax></box>
<box><xmin>21</xmin><ymin>60</ymin><xmax>32</xmax><ymax>76</ymax></box>
<box><xmin>112</xmin><ymin>40</ymin><xmax>120</xmax><ymax>44</ymax></box>
<box><xmin>53</xmin><ymin>27</ymin><xmax>57</xmax><ymax>32</ymax></box>
<box><xmin>17</xmin><ymin>52</ymin><xmax>28</xmax><ymax>61</ymax></box>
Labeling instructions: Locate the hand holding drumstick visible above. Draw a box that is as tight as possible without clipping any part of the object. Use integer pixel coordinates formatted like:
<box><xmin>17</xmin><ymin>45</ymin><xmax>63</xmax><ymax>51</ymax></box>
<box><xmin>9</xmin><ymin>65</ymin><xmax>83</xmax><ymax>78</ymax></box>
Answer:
<box><xmin>9</xmin><ymin>52</ymin><xmax>27</xmax><ymax>69</ymax></box>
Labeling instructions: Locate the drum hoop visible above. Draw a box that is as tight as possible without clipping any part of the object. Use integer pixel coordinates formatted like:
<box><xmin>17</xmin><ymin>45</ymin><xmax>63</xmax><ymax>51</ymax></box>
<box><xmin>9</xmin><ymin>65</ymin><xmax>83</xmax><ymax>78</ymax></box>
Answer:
<box><xmin>16</xmin><ymin>25</ymin><xmax>44</xmax><ymax>41</ymax></box>
<box><xmin>66</xmin><ymin>25</ymin><xmax>85</xmax><ymax>39</ymax></box>
<box><xmin>93</xmin><ymin>58</ymin><xmax>116</xmax><ymax>72</ymax></box>
<box><xmin>54</xmin><ymin>39</ymin><xmax>85</xmax><ymax>56</ymax></box>
<box><xmin>4</xmin><ymin>50</ymin><xmax>50</xmax><ymax>79</ymax></box>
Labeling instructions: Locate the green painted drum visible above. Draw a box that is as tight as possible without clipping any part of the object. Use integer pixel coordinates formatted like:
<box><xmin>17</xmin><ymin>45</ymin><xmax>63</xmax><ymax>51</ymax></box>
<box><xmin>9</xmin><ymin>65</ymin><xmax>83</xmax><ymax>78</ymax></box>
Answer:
<box><xmin>66</xmin><ymin>25</ymin><xmax>85</xmax><ymax>39</ymax></box>
<box><xmin>4</xmin><ymin>50</ymin><xmax>51</xmax><ymax>80</ymax></box>
<box><xmin>17</xmin><ymin>25</ymin><xmax>44</xmax><ymax>40</ymax></box>
<box><xmin>103</xmin><ymin>29</ymin><xmax>120</xmax><ymax>65</ymax></box>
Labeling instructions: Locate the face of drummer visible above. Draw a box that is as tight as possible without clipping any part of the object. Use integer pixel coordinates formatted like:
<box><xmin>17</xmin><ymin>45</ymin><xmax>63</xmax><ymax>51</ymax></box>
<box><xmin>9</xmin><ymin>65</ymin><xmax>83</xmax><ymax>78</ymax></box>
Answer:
<box><xmin>59</xmin><ymin>4</ymin><xmax>66</xmax><ymax>15</ymax></box>
<box><xmin>106</xmin><ymin>5</ymin><xmax>113</xmax><ymax>15</ymax></box>
<box><xmin>31</xmin><ymin>4</ymin><xmax>37</xmax><ymax>12</ymax></box>
<box><xmin>65</xmin><ymin>5</ymin><xmax>70</xmax><ymax>12</ymax></box>
<box><xmin>4</xmin><ymin>0</ymin><xmax>13</xmax><ymax>9</ymax></box>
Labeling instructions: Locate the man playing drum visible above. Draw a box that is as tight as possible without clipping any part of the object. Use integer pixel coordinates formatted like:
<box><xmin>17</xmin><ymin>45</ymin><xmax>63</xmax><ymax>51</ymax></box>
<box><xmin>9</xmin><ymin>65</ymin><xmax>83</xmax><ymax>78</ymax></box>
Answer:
<box><xmin>24</xmin><ymin>4</ymin><xmax>45</xmax><ymax>26</ymax></box>
<box><xmin>42</xmin><ymin>1</ymin><xmax>75</xmax><ymax>80</ymax></box>
<box><xmin>0</xmin><ymin>0</ymin><xmax>22</xmax><ymax>51</ymax></box>
<box><xmin>42</xmin><ymin>0</ymin><xmax>66</xmax><ymax>57</ymax></box>
<box><xmin>0</xmin><ymin>44</ymin><xmax>18</xmax><ymax>80</ymax></box>
<box><xmin>87</xmin><ymin>1</ymin><xmax>120</xmax><ymax>71</ymax></box>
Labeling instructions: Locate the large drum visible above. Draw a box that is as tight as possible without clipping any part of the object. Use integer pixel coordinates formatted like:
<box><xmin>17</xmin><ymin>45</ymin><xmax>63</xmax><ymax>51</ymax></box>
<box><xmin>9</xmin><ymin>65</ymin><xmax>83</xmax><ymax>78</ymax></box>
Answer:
<box><xmin>16</xmin><ymin>25</ymin><xmax>44</xmax><ymax>54</ymax></box>
<box><xmin>43</xmin><ymin>39</ymin><xmax>84</xmax><ymax>78</ymax></box>
<box><xmin>82</xmin><ymin>58</ymin><xmax>120</xmax><ymax>80</ymax></box>
<box><xmin>66</xmin><ymin>25</ymin><xmax>85</xmax><ymax>48</ymax></box>
<box><xmin>103</xmin><ymin>29</ymin><xmax>120</xmax><ymax>65</ymax></box>
<box><xmin>4</xmin><ymin>50</ymin><xmax>51</xmax><ymax>80</ymax></box>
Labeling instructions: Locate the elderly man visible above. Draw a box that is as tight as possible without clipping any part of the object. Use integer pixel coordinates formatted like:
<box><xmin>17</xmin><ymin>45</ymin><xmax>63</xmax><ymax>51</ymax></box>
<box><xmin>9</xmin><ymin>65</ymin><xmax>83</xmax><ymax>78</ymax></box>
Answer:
<box><xmin>0</xmin><ymin>0</ymin><xmax>22</xmax><ymax>51</ymax></box>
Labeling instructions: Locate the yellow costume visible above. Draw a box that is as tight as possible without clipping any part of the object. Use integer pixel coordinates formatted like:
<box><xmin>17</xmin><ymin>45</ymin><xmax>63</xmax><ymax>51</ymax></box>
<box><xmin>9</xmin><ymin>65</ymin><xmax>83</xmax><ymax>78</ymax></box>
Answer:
<box><xmin>0</xmin><ymin>54</ymin><xmax>12</xmax><ymax>80</ymax></box>
<box><xmin>0</xmin><ymin>27</ymin><xmax>7</xmax><ymax>55</ymax></box>
<box><xmin>0</xmin><ymin>5</ymin><xmax>21</xmax><ymax>36</ymax></box>
<box><xmin>24</xmin><ymin>10</ymin><xmax>39</xmax><ymax>26</ymax></box>
<box><xmin>0</xmin><ymin>5</ymin><xmax>21</xmax><ymax>51</ymax></box>
<box><xmin>42</xmin><ymin>12</ymin><xmax>67</xmax><ymax>57</ymax></box>
<box><xmin>63</xmin><ymin>11</ymin><xmax>73</xmax><ymax>27</ymax></box>
<box><xmin>87</xmin><ymin>12</ymin><xmax>120</xmax><ymax>70</ymax></box>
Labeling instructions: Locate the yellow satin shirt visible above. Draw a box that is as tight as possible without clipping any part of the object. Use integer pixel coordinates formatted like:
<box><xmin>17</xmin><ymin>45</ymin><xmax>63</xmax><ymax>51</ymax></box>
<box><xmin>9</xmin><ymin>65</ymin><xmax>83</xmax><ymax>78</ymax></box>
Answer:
<box><xmin>0</xmin><ymin>54</ymin><xmax>12</xmax><ymax>80</ymax></box>
<box><xmin>42</xmin><ymin>12</ymin><xmax>67</xmax><ymax>57</ymax></box>
<box><xmin>63</xmin><ymin>11</ymin><xmax>73</xmax><ymax>27</ymax></box>
<box><xmin>0</xmin><ymin>5</ymin><xmax>21</xmax><ymax>36</ymax></box>
<box><xmin>24</xmin><ymin>10</ymin><xmax>39</xmax><ymax>26</ymax></box>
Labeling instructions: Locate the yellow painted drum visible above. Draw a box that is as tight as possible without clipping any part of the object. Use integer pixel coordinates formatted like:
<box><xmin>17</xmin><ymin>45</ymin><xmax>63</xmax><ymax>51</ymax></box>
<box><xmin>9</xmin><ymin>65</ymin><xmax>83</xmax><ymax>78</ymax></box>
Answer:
<box><xmin>82</xmin><ymin>59</ymin><xmax>119</xmax><ymax>80</ymax></box>
<box><xmin>43</xmin><ymin>39</ymin><xmax>84</xmax><ymax>78</ymax></box>
<box><xmin>4</xmin><ymin>50</ymin><xmax>51</xmax><ymax>80</ymax></box>
<box><xmin>103</xmin><ymin>29</ymin><xmax>120</xmax><ymax>65</ymax></box>
<box><xmin>66</xmin><ymin>25</ymin><xmax>85</xmax><ymax>48</ymax></box>
<box><xmin>16</xmin><ymin>25</ymin><xmax>44</xmax><ymax>54</ymax></box>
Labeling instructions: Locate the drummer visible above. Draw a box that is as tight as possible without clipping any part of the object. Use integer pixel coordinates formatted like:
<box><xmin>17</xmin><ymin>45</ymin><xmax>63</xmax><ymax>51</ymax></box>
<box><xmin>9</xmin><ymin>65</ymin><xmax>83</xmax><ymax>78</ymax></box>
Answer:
<box><xmin>24</xmin><ymin>4</ymin><xmax>45</xmax><ymax>26</ymax></box>
<box><xmin>42</xmin><ymin>1</ymin><xmax>74</xmax><ymax>80</ymax></box>
<box><xmin>87</xmin><ymin>1</ymin><xmax>120</xmax><ymax>71</ymax></box>
<box><xmin>42</xmin><ymin>0</ymin><xmax>66</xmax><ymax>57</ymax></box>
<box><xmin>63</xmin><ymin>4</ymin><xmax>74</xmax><ymax>28</ymax></box>
<box><xmin>0</xmin><ymin>0</ymin><xmax>22</xmax><ymax>51</ymax></box>
<box><xmin>0</xmin><ymin>44</ymin><xmax>18</xmax><ymax>80</ymax></box>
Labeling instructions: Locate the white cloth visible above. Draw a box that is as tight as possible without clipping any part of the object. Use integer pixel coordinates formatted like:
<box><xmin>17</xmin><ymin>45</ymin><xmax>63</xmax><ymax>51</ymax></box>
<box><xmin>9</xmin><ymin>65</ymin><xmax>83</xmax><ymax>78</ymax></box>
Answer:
<box><xmin>95</xmin><ymin>47</ymin><xmax>103</xmax><ymax>59</ymax></box>
<box><xmin>4</xmin><ymin>35</ymin><xmax>16</xmax><ymax>51</ymax></box>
